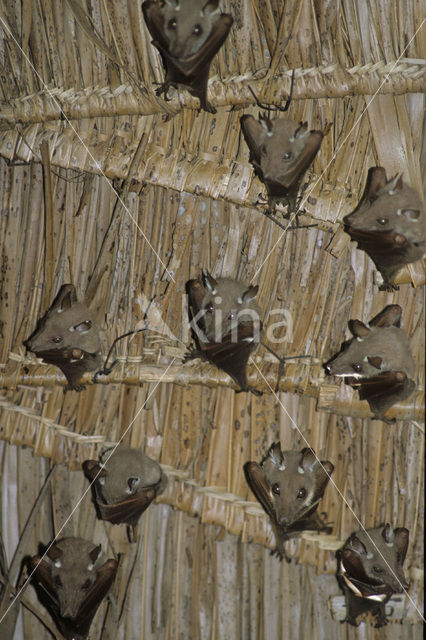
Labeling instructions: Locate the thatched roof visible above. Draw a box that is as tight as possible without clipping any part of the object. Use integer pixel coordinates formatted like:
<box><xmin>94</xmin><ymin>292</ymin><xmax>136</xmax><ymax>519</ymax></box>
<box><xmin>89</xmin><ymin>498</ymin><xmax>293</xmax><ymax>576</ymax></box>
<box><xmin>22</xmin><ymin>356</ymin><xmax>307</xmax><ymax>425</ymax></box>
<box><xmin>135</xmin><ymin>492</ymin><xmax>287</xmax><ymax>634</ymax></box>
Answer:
<box><xmin>0</xmin><ymin>0</ymin><xmax>424</xmax><ymax>638</ymax></box>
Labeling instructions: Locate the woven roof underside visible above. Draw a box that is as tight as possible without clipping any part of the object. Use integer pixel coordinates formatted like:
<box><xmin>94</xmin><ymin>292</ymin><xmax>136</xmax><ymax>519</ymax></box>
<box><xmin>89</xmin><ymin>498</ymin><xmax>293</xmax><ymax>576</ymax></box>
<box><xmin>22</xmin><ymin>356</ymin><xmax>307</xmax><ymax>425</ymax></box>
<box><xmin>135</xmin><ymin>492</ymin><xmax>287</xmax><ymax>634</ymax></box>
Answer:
<box><xmin>0</xmin><ymin>0</ymin><xmax>424</xmax><ymax>637</ymax></box>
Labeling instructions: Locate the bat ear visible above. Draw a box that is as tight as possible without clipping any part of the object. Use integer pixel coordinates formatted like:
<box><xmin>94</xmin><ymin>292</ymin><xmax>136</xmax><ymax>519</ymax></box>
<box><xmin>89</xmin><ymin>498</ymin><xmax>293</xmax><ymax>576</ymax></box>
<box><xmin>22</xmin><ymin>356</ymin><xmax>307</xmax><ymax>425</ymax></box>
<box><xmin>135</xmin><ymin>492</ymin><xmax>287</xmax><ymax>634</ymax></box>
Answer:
<box><xmin>316</xmin><ymin>460</ymin><xmax>334</xmax><ymax>487</ymax></box>
<box><xmin>387</xmin><ymin>173</ymin><xmax>403</xmax><ymax>193</ymax></box>
<box><xmin>299</xmin><ymin>448</ymin><xmax>316</xmax><ymax>471</ymax></box>
<box><xmin>202</xmin><ymin>0</ymin><xmax>220</xmax><ymax>15</ymax></box>
<box><xmin>348</xmin><ymin>535</ymin><xmax>368</xmax><ymax>556</ymax></box>
<box><xmin>367</xmin><ymin>356</ymin><xmax>383</xmax><ymax>370</ymax></box>
<box><xmin>47</xmin><ymin>543</ymin><xmax>63</xmax><ymax>562</ymax></box>
<box><xmin>293</xmin><ymin>122</ymin><xmax>309</xmax><ymax>140</ymax></box>
<box><xmin>348</xmin><ymin>319</ymin><xmax>370</xmax><ymax>338</ymax></box>
<box><xmin>399</xmin><ymin>208</ymin><xmax>421</xmax><ymax>221</ymax></box>
<box><xmin>268</xmin><ymin>442</ymin><xmax>285</xmax><ymax>469</ymax></box>
<box><xmin>369</xmin><ymin>304</ymin><xmax>401</xmax><ymax>328</ymax></box>
<box><xmin>82</xmin><ymin>459</ymin><xmax>107</xmax><ymax>481</ymax></box>
<box><xmin>259</xmin><ymin>114</ymin><xmax>273</xmax><ymax>134</ymax></box>
<box><xmin>381</xmin><ymin>523</ymin><xmax>394</xmax><ymax>545</ymax></box>
<box><xmin>51</xmin><ymin>284</ymin><xmax>77</xmax><ymax>312</ymax></box>
<box><xmin>340</xmin><ymin>547</ymin><xmax>371</xmax><ymax>582</ymax></box>
<box><xmin>363</xmin><ymin>166</ymin><xmax>387</xmax><ymax>199</ymax></box>
<box><xmin>128</xmin><ymin>476</ymin><xmax>140</xmax><ymax>492</ymax></box>
<box><xmin>89</xmin><ymin>544</ymin><xmax>102</xmax><ymax>566</ymax></box>
<box><xmin>240</xmin><ymin>285</ymin><xmax>258</xmax><ymax>302</ymax></box>
<box><xmin>203</xmin><ymin>271</ymin><xmax>218</xmax><ymax>294</ymax></box>
<box><xmin>394</xmin><ymin>527</ymin><xmax>409</xmax><ymax>561</ymax></box>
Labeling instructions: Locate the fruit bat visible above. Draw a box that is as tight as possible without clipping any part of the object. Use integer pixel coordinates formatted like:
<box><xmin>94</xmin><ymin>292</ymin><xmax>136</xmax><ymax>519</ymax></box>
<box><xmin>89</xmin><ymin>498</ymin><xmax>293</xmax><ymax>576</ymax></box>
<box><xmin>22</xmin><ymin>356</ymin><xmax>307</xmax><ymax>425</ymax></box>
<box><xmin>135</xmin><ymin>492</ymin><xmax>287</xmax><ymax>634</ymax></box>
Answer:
<box><xmin>324</xmin><ymin>304</ymin><xmax>416</xmax><ymax>421</ymax></box>
<box><xmin>82</xmin><ymin>446</ymin><xmax>168</xmax><ymax>531</ymax></box>
<box><xmin>25</xmin><ymin>284</ymin><xmax>102</xmax><ymax>391</ymax></box>
<box><xmin>337</xmin><ymin>524</ymin><xmax>409</xmax><ymax>627</ymax></box>
<box><xmin>142</xmin><ymin>0</ymin><xmax>233</xmax><ymax>113</ymax></box>
<box><xmin>185</xmin><ymin>271</ymin><xmax>262</xmax><ymax>393</ymax></box>
<box><xmin>30</xmin><ymin>537</ymin><xmax>118</xmax><ymax>640</ymax></box>
<box><xmin>244</xmin><ymin>443</ymin><xmax>334</xmax><ymax>561</ymax></box>
<box><xmin>240</xmin><ymin>96</ymin><xmax>324</xmax><ymax>213</ymax></box>
<box><xmin>344</xmin><ymin>166</ymin><xmax>426</xmax><ymax>291</ymax></box>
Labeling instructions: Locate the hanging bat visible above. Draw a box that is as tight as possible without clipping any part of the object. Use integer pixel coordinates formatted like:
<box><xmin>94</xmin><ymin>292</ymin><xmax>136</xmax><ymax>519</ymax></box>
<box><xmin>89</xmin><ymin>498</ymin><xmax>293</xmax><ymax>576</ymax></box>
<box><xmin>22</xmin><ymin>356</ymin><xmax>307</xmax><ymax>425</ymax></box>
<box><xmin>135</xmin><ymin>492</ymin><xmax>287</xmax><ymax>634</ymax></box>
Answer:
<box><xmin>142</xmin><ymin>0</ymin><xmax>233</xmax><ymax>113</ymax></box>
<box><xmin>185</xmin><ymin>271</ymin><xmax>263</xmax><ymax>393</ymax></box>
<box><xmin>344</xmin><ymin>166</ymin><xmax>426</xmax><ymax>291</ymax></box>
<box><xmin>30</xmin><ymin>537</ymin><xmax>118</xmax><ymax>640</ymax></box>
<box><xmin>83</xmin><ymin>446</ymin><xmax>168</xmax><ymax>533</ymax></box>
<box><xmin>240</xmin><ymin>87</ymin><xmax>325</xmax><ymax>215</ymax></box>
<box><xmin>244</xmin><ymin>443</ymin><xmax>334</xmax><ymax>561</ymax></box>
<box><xmin>324</xmin><ymin>304</ymin><xmax>416</xmax><ymax>421</ymax></box>
<box><xmin>337</xmin><ymin>524</ymin><xmax>409</xmax><ymax>627</ymax></box>
<box><xmin>24</xmin><ymin>284</ymin><xmax>102</xmax><ymax>391</ymax></box>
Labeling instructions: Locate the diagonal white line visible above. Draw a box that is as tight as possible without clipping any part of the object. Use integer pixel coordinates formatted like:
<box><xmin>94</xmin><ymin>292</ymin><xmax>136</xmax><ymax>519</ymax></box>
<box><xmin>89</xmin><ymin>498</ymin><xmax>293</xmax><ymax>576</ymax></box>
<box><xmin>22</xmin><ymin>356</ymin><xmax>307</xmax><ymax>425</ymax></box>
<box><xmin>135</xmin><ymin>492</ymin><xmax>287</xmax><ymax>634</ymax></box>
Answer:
<box><xmin>252</xmin><ymin>19</ymin><xmax>426</xmax><ymax>281</ymax></box>
<box><xmin>251</xmin><ymin>357</ymin><xmax>425</xmax><ymax>622</ymax></box>
<box><xmin>0</xmin><ymin>356</ymin><xmax>178</xmax><ymax>624</ymax></box>
<box><xmin>0</xmin><ymin>14</ymin><xmax>175</xmax><ymax>283</ymax></box>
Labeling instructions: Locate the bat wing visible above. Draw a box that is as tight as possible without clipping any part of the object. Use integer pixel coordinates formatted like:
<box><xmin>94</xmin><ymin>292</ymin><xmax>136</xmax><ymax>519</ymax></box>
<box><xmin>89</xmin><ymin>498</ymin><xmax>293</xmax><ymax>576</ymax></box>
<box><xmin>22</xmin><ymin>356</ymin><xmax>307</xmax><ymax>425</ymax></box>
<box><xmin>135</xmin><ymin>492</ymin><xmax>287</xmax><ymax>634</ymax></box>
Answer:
<box><xmin>186</xmin><ymin>278</ymin><xmax>207</xmax><ymax>334</ymax></box>
<box><xmin>32</xmin><ymin>348</ymin><xmax>101</xmax><ymax>389</ymax></box>
<box><xmin>349</xmin><ymin>371</ymin><xmax>416</xmax><ymax>419</ymax></box>
<box><xmin>97</xmin><ymin>488</ymin><xmax>158</xmax><ymax>526</ymax></box>
<box><xmin>344</xmin><ymin>226</ymin><xmax>407</xmax><ymax>254</ymax></box>
<box><xmin>72</xmin><ymin>559</ymin><xmax>118</xmax><ymax>638</ymax></box>
<box><xmin>240</xmin><ymin>115</ymin><xmax>263</xmax><ymax>167</ymax></box>
<box><xmin>277</xmin><ymin>130</ymin><xmax>323</xmax><ymax>191</ymax></box>
<box><xmin>200</xmin><ymin>324</ymin><xmax>259</xmax><ymax>391</ymax></box>
<box><xmin>244</xmin><ymin>462</ymin><xmax>276</xmax><ymax>523</ymax></box>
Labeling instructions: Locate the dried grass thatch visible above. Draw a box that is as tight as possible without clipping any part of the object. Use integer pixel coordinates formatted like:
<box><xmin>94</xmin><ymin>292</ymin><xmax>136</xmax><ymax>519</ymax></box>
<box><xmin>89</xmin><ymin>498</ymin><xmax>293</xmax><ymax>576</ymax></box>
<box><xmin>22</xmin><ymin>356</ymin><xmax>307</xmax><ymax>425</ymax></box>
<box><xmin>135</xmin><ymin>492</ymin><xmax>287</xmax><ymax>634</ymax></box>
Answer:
<box><xmin>0</xmin><ymin>0</ymin><xmax>424</xmax><ymax>638</ymax></box>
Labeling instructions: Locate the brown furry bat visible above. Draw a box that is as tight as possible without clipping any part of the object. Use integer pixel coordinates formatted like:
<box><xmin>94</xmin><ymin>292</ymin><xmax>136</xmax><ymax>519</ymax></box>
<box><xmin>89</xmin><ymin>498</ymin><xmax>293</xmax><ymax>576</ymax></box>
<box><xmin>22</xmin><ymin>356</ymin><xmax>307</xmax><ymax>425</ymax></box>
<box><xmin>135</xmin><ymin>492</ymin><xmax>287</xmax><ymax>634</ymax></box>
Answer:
<box><xmin>324</xmin><ymin>304</ymin><xmax>416</xmax><ymax>421</ymax></box>
<box><xmin>185</xmin><ymin>271</ymin><xmax>262</xmax><ymax>393</ymax></box>
<box><xmin>244</xmin><ymin>443</ymin><xmax>334</xmax><ymax>561</ymax></box>
<box><xmin>25</xmin><ymin>284</ymin><xmax>102</xmax><ymax>390</ymax></box>
<box><xmin>337</xmin><ymin>524</ymin><xmax>409</xmax><ymax>627</ymax></box>
<box><xmin>240</xmin><ymin>103</ymin><xmax>324</xmax><ymax>213</ymax></box>
<box><xmin>142</xmin><ymin>0</ymin><xmax>233</xmax><ymax>113</ymax></box>
<box><xmin>30</xmin><ymin>537</ymin><xmax>117</xmax><ymax>640</ymax></box>
<box><xmin>344</xmin><ymin>166</ymin><xmax>426</xmax><ymax>290</ymax></box>
<box><xmin>83</xmin><ymin>446</ymin><xmax>168</xmax><ymax>532</ymax></box>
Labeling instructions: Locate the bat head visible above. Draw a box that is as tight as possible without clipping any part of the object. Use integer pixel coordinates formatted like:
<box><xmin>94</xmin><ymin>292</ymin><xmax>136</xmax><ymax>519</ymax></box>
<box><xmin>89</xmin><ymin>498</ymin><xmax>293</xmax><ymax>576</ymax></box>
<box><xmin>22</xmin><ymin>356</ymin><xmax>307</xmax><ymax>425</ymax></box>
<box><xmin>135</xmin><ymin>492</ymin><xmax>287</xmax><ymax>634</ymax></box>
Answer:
<box><xmin>25</xmin><ymin>284</ymin><xmax>101</xmax><ymax>358</ymax></box>
<box><xmin>199</xmin><ymin>271</ymin><xmax>262</xmax><ymax>342</ymax></box>
<box><xmin>258</xmin><ymin>119</ymin><xmax>314</xmax><ymax>187</ymax></box>
<box><xmin>339</xmin><ymin>524</ymin><xmax>409</xmax><ymax>594</ymax></box>
<box><xmin>41</xmin><ymin>538</ymin><xmax>105</xmax><ymax>619</ymax></box>
<box><xmin>160</xmin><ymin>0</ymin><xmax>222</xmax><ymax>58</ymax></box>
<box><xmin>344</xmin><ymin>167</ymin><xmax>426</xmax><ymax>241</ymax></box>
<box><xmin>240</xmin><ymin>113</ymin><xmax>324</xmax><ymax>200</ymax></box>
<box><xmin>244</xmin><ymin>443</ymin><xmax>334</xmax><ymax>529</ymax></box>
<box><xmin>324</xmin><ymin>306</ymin><xmax>414</xmax><ymax>380</ymax></box>
<box><xmin>89</xmin><ymin>446</ymin><xmax>167</xmax><ymax>504</ymax></box>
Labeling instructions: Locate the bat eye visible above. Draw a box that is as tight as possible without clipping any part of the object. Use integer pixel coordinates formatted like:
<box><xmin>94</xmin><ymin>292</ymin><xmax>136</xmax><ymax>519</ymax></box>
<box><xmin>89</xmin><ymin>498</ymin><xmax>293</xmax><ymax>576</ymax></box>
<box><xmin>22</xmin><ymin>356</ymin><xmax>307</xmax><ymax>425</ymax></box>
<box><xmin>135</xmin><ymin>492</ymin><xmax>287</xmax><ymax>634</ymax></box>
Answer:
<box><xmin>167</xmin><ymin>18</ymin><xmax>176</xmax><ymax>30</ymax></box>
<box><xmin>377</xmin><ymin>217</ymin><xmax>388</xmax><ymax>225</ymax></box>
<box><xmin>372</xmin><ymin>566</ymin><xmax>383</xmax><ymax>574</ymax></box>
<box><xmin>51</xmin><ymin>336</ymin><xmax>63</xmax><ymax>344</ymax></box>
<box><xmin>352</xmin><ymin>363</ymin><xmax>362</xmax><ymax>372</ymax></box>
<box><xmin>205</xmin><ymin>303</ymin><xmax>214</xmax><ymax>313</ymax></box>
<box><xmin>54</xmin><ymin>575</ymin><xmax>63</xmax><ymax>587</ymax></box>
<box><xmin>193</xmin><ymin>24</ymin><xmax>202</xmax><ymax>36</ymax></box>
<box><xmin>297</xmin><ymin>488</ymin><xmax>306</xmax><ymax>499</ymax></box>
<box><xmin>282</xmin><ymin>152</ymin><xmax>293</xmax><ymax>161</ymax></box>
<box><xmin>74</xmin><ymin>320</ymin><xmax>92</xmax><ymax>332</ymax></box>
<box><xmin>82</xmin><ymin>579</ymin><xmax>92</xmax><ymax>590</ymax></box>
<box><xmin>272</xmin><ymin>483</ymin><xmax>280</xmax><ymax>495</ymax></box>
